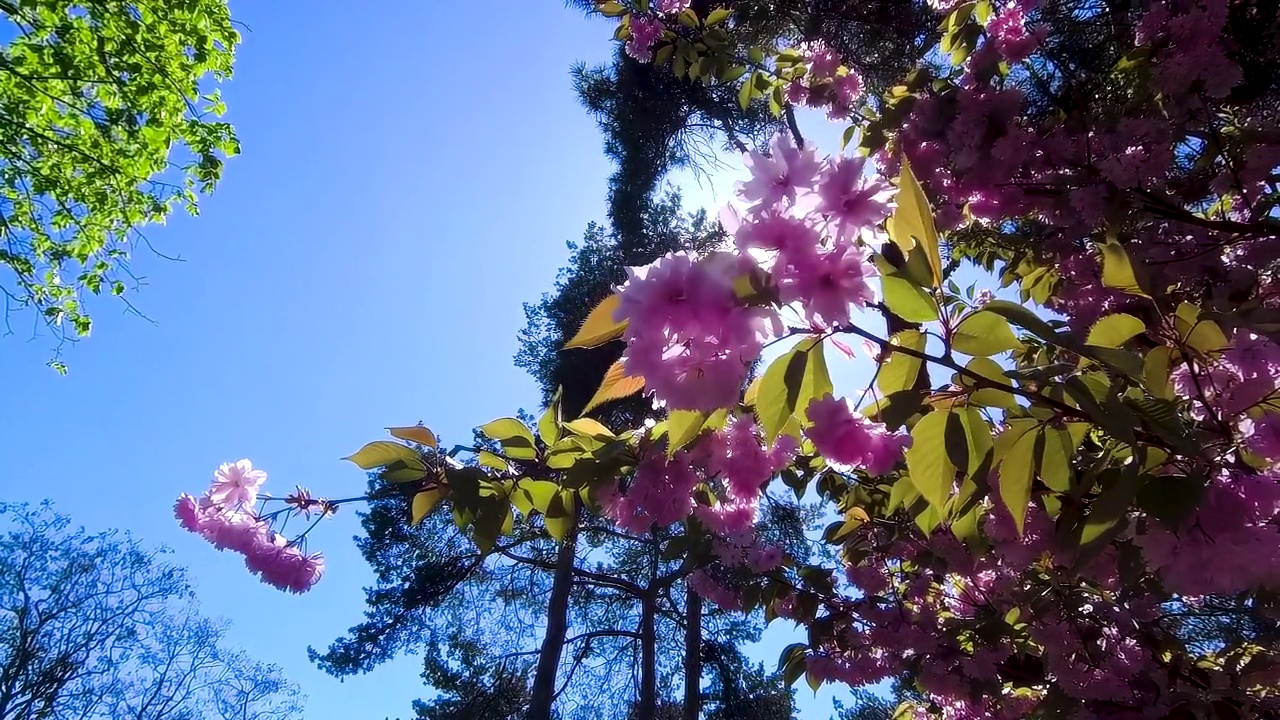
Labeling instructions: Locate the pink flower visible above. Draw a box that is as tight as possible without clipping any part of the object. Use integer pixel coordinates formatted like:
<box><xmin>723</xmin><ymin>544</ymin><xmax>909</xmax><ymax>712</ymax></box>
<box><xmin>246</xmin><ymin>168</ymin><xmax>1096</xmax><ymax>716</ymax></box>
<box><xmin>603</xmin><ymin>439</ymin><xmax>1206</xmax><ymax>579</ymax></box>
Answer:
<box><xmin>242</xmin><ymin>533</ymin><xmax>324</xmax><ymax>594</ymax></box>
<box><xmin>805</xmin><ymin>395</ymin><xmax>911</xmax><ymax>475</ymax></box>
<box><xmin>209</xmin><ymin>459</ymin><xmax>266</xmax><ymax>509</ymax></box>
<box><xmin>626</xmin><ymin>16</ymin><xmax>664</xmax><ymax>62</ymax></box>
<box><xmin>173</xmin><ymin>493</ymin><xmax>203</xmax><ymax>532</ymax></box>
<box><xmin>1246</xmin><ymin>414</ymin><xmax>1280</xmax><ymax>464</ymax></box>
<box><xmin>814</xmin><ymin>156</ymin><xmax>895</xmax><ymax>241</ymax></box>
<box><xmin>737</xmin><ymin>132</ymin><xmax>823</xmax><ymax>214</ymax></box>
<box><xmin>747</xmin><ymin>544</ymin><xmax>785</xmax><ymax>572</ymax></box>
<box><xmin>654</xmin><ymin>0</ymin><xmax>690</xmax><ymax>12</ymax></box>
<box><xmin>776</xmin><ymin>239</ymin><xmax>878</xmax><ymax>328</ymax></box>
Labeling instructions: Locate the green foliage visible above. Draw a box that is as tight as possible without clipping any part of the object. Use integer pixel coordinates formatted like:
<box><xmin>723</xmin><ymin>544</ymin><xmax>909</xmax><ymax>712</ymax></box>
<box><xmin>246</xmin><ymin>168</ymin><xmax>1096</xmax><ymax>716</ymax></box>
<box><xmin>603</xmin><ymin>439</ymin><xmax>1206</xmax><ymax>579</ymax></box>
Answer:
<box><xmin>0</xmin><ymin>0</ymin><xmax>239</xmax><ymax>359</ymax></box>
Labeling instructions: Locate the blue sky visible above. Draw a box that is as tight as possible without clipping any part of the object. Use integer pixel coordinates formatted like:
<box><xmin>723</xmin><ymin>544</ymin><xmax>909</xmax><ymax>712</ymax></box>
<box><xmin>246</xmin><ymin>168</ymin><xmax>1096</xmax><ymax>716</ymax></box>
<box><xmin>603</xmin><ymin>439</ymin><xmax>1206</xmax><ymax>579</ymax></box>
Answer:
<box><xmin>0</xmin><ymin>4</ymin><xmax>1005</xmax><ymax>718</ymax></box>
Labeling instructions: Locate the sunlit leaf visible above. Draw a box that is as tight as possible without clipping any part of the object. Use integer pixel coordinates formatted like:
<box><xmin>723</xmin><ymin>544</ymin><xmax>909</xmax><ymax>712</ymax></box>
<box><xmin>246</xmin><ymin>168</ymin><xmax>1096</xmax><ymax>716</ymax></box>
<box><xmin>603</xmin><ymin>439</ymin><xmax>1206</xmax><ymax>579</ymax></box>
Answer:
<box><xmin>583</xmin><ymin>360</ymin><xmax>646</xmax><ymax>414</ymax></box>
<box><xmin>518</xmin><ymin>480</ymin><xmax>559</xmax><ymax>515</ymax></box>
<box><xmin>963</xmin><ymin>357</ymin><xmax>1019</xmax><ymax>409</ymax></box>
<box><xmin>565</xmin><ymin>418</ymin><xmax>614</xmax><ymax>438</ymax></box>
<box><xmin>905</xmin><ymin>410</ymin><xmax>955</xmax><ymax>509</ymax></box>
<box><xmin>757</xmin><ymin>338</ymin><xmax>828</xmax><ymax>441</ymax></box>
<box><xmin>387</xmin><ymin>425</ymin><xmax>438</xmax><ymax>448</ymax></box>
<box><xmin>345</xmin><ymin>441</ymin><xmax>419</xmax><ymax>470</ymax></box>
<box><xmin>411</xmin><ymin>488</ymin><xmax>443</xmax><ymax>525</ymax></box>
<box><xmin>952</xmin><ymin>310</ymin><xmax>1023</xmax><ymax>357</ymax></box>
<box><xmin>998</xmin><ymin>426</ymin><xmax>1038</xmax><ymax>534</ymax></box>
<box><xmin>1100</xmin><ymin>240</ymin><xmax>1149</xmax><ymax>297</ymax></box>
<box><xmin>544</xmin><ymin>489</ymin><xmax>577</xmax><ymax>541</ymax></box>
<box><xmin>886</xmin><ymin>158</ymin><xmax>943</xmax><ymax>286</ymax></box>
<box><xmin>706</xmin><ymin>7</ymin><xmax>732</xmax><ymax>25</ymax></box>
<box><xmin>564</xmin><ymin>294</ymin><xmax>627</xmax><ymax>349</ymax></box>
<box><xmin>878</xmin><ymin>330</ymin><xmax>926</xmax><ymax>396</ymax></box>
<box><xmin>1143</xmin><ymin>346</ymin><xmax>1176</xmax><ymax>399</ymax></box>
<box><xmin>478</xmin><ymin>418</ymin><xmax>537</xmax><ymax>461</ymax></box>
<box><xmin>1174</xmin><ymin>302</ymin><xmax>1229</xmax><ymax>354</ymax></box>
<box><xmin>882</xmin><ymin>273</ymin><xmax>939</xmax><ymax>322</ymax></box>
<box><xmin>538</xmin><ymin>389</ymin><xmax>562</xmax><ymax>445</ymax></box>
<box><xmin>1085</xmin><ymin>313</ymin><xmax>1145</xmax><ymax>349</ymax></box>
<box><xmin>667</xmin><ymin>410</ymin><xmax>708</xmax><ymax>455</ymax></box>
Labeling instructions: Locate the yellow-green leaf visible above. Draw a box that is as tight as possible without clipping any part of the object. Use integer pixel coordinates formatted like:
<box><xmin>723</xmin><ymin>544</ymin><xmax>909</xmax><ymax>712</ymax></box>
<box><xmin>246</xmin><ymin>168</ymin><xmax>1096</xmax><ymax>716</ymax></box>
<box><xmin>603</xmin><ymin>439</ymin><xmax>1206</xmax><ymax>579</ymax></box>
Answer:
<box><xmin>706</xmin><ymin>7</ymin><xmax>731</xmax><ymax>25</ymax></box>
<box><xmin>544</xmin><ymin>489</ymin><xmax>577</xmax><ymax>542</ymax></box>
<box><xmin>1086</xmin><ymin>313</ymin><xmax>1145</xmax><ymax>349</ymax></box>
<box><xmin>478</xmin><ymin>418</ymin><xmax>537</xmax><ymax>460</ymax></box>
<box><xmin>1100</xmin><ymin>240</ymin><xmax>1149</xmax><ymax>297</ymax></box>
<box><xmin>583</xmin><ymin>360</ymin><xmax>645</xmax><ymax>414</ymax></box>
<box><xmin>411</xmin><ymin>488</ymin><xmax>443</xmax><ymax>525</ymax></box>
<box><xmin>743</xmin><ymin>375</ymin><xmax>762</xmax><ymax>407</ymax></box>
<box><xmin>538</xmin><ymin>390</ymin><xmax>562</xmax><ymax>445</ymax></box>
<box><xmin>882</xmin><ymin>273</ymin><xmax>939</xmax><ymax>323</ymax></box>
<box><xmin>1143</xmin><ymin>346</ymin><xmax>1176</xmax><ymax>399</ymax></box>
<box><xmin>998</xmin><ymin>426</ymin><xmax>1038</xmax><ymax>534</ymax></box>
<box><xmin>878</xmin><ymin>330</ymin><xmax>926</xmax><ymax>396</ymax></box>
<box><xmin>1174</xmin><ymin>302</ymin><xmax>1229</xmax><ymax>354</ymax></box>
<box><xmin>518</xmin><ymin>480</ymin><xmax>559</xmax><ymax>515</ymax></box>
<box><xmin>886</xmin><ymin>158</ymin><xmax>943</xmax><ymax>287</ymax></box>
<box><xmin>952</xmin><ymin>310</ymin><xmax>1023</xmax><ymax>357</ymax></box>
<box><xmin>667</xmin><ymin>410</ymin><xmax>707</xmax><ymax>455</ymax></box>
<box><xmin>565</xmin><ymin>418</ymin><xmax>615</xmax><ymax>438</ymax></box>
<box><xmin>345</xmin><ymin>441</ymin><xmax>419</xmax><ymax>470</ymax></box>
<box><xmin>756</xmin><ymin>337</ymin><xmax>830</xmax><ymax>441</ymax></box>
<box><xmin>963</xmin><ymin>357</ymin><xmax>1018</xmax><ymax>409</ymax></box>
<box><xmin>905</xmin><ymin>410</ymin><xmax>955</xmax><ymax>509</ymax></box>
<box><xmin>597</xmin><ymin>1</ymin><xmax>625</xmax><ymax>16</ymax></box>
<box><xmin>564</xmin><ymin>294</ymin><xmax>627</xmax><ymax>349</ymax></box>
<box><xmin>387</xmin><ymin>425</ymin><xmax>438</xmax><ymax>448</ymax></box>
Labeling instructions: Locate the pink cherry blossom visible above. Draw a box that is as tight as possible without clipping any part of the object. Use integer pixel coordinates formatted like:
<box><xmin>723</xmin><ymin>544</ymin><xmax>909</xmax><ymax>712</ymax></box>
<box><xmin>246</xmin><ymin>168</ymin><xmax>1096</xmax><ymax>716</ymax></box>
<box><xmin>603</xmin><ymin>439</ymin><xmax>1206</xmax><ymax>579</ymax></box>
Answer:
<box><xmin>654</xmin><ymin>0</ymin><xmax>690</xmax><ymax>13</ymax></box>
<box><xmin>209</xmin><ymin>459</ymin><xmax>266</xmax><ymax>509</ymax></box>
<box><xmin>737</xmin><ymin>132</ymin><xmax>823</xmax><ymax>214</ymax></box>
<box><xmin>813</xmin><ymin>155</ymin><xmax>895</xmax><ymax>241</ymax></box>
<box><xmin>776</xmin><ymin>239</ymin><xmax>878</xmax><ymax>328</ymax></box>
<box><xmin>805</xmin><ymin>395</ymin><xmax>911</xmax><ymax>474</ymax></box>
<box><xmin>626</xmin><ymin>16</ymin><xmax>664</xmax><ymax>62</ymax></box>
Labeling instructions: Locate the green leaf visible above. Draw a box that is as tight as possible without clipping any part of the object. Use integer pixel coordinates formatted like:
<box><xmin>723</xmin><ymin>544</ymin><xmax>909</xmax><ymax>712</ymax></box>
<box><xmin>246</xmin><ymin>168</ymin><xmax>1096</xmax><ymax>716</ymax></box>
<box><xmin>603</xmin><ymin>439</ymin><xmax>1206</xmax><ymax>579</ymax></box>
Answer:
<box><xmin>667</xmin><ymin>410</ymin><xmax>708</xmax><ymax>454</ymax></box>
<box><xmin>998</xmin><ymin>424</ymin><xmax>1038</xmax><ymax>534</ymax></box>
<box><xmin>383</xmin><ymin>457</ymin><xmax>429</xmax><ymax>484</ymax></box>
<box><xmin>565</xmin><ymin>418</ymin><xmax>614</xmax><ymax>438</ymax></box>
<box><xmin>1143</xmin><ymin>346</ymin><xmax>1176</xmax><ymax>399</ymax></box>
<box><xmin>952</xmin><ymin>310</ymin><xmax>1023</xmax><ymax>357</ymax></box>
<box><xmin>886</xmin><ymin>158</ymin><xmax>943</xmax><ymax>286</ymax></box>
<box><xmin>882</xmin><ymin>274</ymin><xmax>939</xmax><ymax>322</ymax></box>
<box><xmin>705</xmin><ymin>7</ymin><xmax>732</xmax><ymax>25</ymax></box>
<box><xmin>1039</xmin><ymin>424</ymin><xmax>1087</xmax><ymax>492</ymax></box>
<box><xmin>544</xmin><ymin>489</ymin><xmax>577</xmax><ymax>541</ymax></box>
<box><xmin>564</xmin><ymin>294</ymin><xmax>626</xmax><ymax>349</ymax></box>
<box><xmin>963</xmin><ymin>357</ymin><xmax>1019</xmax><ymax>410</ymax></box>
<box><xmin>1174</xmin><ymin>302</ymin><xmax>1229</xmax><ymax>354</ymax></box>
<box><xmin>1100</xmin><ymin>240</ymin><xmax>1149</xmax><ymax>297</ymax></box>
<box><xmin>478</xmin><ymin>418</ymin><xmax>537</xmax><ymax>461</ymax></box>
<box><xmin>345</xmin><ymin>441</ymin><xmax>419</xmax><ymax>470</ymax></box>
<box><xmin>877</xmin><ymin>330</ymin><xmax>926</xmax><ymax>396</ymax></box>
<box><xmin>981</xmin><ymin>300</ymin><xmax>1069</xmax><ymax>348</ymax></box>
<box><xmin>721</xmin><ymin>64</ymin><xmax>748</xmax><ymax>84</ymax></box>
<box><xmin>538</xmin><ymin>390</ymin><xmax>562</xmax><ymax>445</ymax></box>
<box><xmin>597</xmin><ymin>1</ymin><xmax>625</xmax><ymax>16</ymax></box>
<box><xmin>748</xmin><ymin>46</ymin><xmax>765</xmax><ymax>63</ymax></box>
<box><xmin>756</xmin><ymin>338</ymin><xmax>830</xmax><ymax>441</ymax></box>
<box><xmin>518</xmin><ymin>480</ymin><xmax>559</xmax><ymax>515</ymax></box>
<box><xmin>387</xmin><ymin>425</ymin><xmax>438</xmax><ymax>448</ymax></box>
<box><xmin>863</xmin><ymin>389</ymin><xmax>927</xmax><ymax>431</ymax></box>
<box><xmin>1086</xmin><ymin>313</ymin><xmax>1145</xmax><ymax>349</ymax></box>
<box><xmin>1079</xmin><ymin>468</ymin><xmax>1142</xmax><ymax>547</ymax></box>
<box><xmin>411</xmin><ymin>488</ymin><xmax>443</xmax><ymax>525</ymax></box>
<box><xmin>905</xmin><ymin>410</ymin><xmax>956</xmax><ymax>508</ymax></box>
<box><xmin>739</xmin><ymin>72</ymin><xmax>758</xmax><ymax>110</ymax></box>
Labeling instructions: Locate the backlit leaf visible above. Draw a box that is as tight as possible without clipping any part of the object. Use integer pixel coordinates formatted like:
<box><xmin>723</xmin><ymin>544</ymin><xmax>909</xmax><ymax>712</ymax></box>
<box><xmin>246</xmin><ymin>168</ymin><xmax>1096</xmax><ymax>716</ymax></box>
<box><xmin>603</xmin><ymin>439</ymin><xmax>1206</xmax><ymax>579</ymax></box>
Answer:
<box><xmin>667</xmin><ymin>410</ymin><xmax>708</xmax><ymax>455</ymax></box>
<box><xmin>583</xmin><ymin>360</ymin><xmax>646</xmax><ymax>414</ymax></box>
<box><xmin>544</xmin><ymin>489</ymin><xmax>577</xmax><ymax>542</ymax></box>
<box><xmin>565</xmin><ymin>418</ymin><xmax>614</xmax><ymax>438</ymax></box>
<box><xmin>345</xmin><ymin>441</ymin><xmax>419</xmax><ymax>470</ymax></box>
<box><xmin>1174</xmin><ymin>302</ymin><xmax>1229</xmax><ymax>354</ymax></box>
<box><xmin>564</xmin><ymin>294</ymin><xmax>627</xmax><ymax>349</ymax></box>
<box><xmin>1100</xmin><ymin>240</ymin><xmax>1149</xmax><ymax>297</ymax></box>
<box><xmin>387</xmin><ymin>425</ymin><xmax>438</xmax><ymax>448</ymax></box>
<box><xmin>1086</xmin><ymin>313</ymin><xmax>1145</xmax><ymax>349</ymax></box>
<box><xmin>706</xmin><ymin>7</ymin><xmax>731</xmax><ymax>25</ymax></box>
<box><xmin>963</xmin><ymin>357</ymin><xmax>1019</xmax><ymax>410</ymax></box>
<box><xmin>878</xmin><ymin>330</ymin><xmax>926</xmax><ymax>396</ymax></box>
<box><xmin>998</xmin><ymin>426</ymin><xmax>1037</xmax><ymax>534</ymax></box>
<box><xmin>882</xmin><ymin>273</ymin><xmax>940</xmax><ymax>322</ymax></box>
<box><xmin>757</xmin><ymin>338</ymin><xmax>829</xmax><ymax>441</ymax></box>
<box><xmin>518</xmin><ymin>480</ymin><xmax>559</xmax><ymax>515</ymax></box>
<box><xmin>886</xmin><ymin>158</ymin><xmax>943</xmax><ymax>286</ymax></box>
<box><xmin>538</xmin><ymin>389</ymin><xmax>562</xmax><ymax>445</ymax></box>
<box><xmin>478</xmin><ymin>418</ymin><xmax>537</xmax><ymax>460</ymax></box>
<box><xmin>411</xmin><ymin>488</ymin><xmax>443</xmax><ymax>525</ymax></box>
<box><xmin>905</xmin><ymin>410</ymin><xmax>955</xmax><ymax>509</ymax></box>
<box><xmin>1143</xmin><ymin>346</ymin><xmax>1176</xmax><ymax>399</ymax></box>
<box><xmin>952</xmin><ymin>310</ymin><xmax>1023</xmax><ymax>357</ymax></box>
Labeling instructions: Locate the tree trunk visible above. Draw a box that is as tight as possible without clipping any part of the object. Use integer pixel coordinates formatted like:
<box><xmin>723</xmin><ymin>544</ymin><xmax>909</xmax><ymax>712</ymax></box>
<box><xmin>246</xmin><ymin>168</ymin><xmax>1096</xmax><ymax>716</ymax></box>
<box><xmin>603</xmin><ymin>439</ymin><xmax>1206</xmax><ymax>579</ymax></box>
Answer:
<box><xmin>682</xmin><ymin>585</ymin><xmax>702</xmax><ymax>720</ymax></box>
<box><xmin>527</xmin><ymin>520</ymin><xmax>578</xmax><ymax>720</ymax></box>
<box><xmin>638</xmin><ymin>590</ymin><xmax>658</xmax><ymax>720</ymax></box>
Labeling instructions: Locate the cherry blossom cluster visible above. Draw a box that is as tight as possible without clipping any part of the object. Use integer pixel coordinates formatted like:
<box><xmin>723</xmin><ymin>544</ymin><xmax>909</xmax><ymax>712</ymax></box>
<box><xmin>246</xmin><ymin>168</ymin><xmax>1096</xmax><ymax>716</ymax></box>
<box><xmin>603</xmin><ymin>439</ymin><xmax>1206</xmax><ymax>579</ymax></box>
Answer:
<box><xmin>778</xmin><ymin>41</ymin><xmax>865</xmax><ymax>121</ymax></box>
<box><xmin>173</xmin><ymin>460</ymin><xmax>326</xmax><ymax>594</ymax></box>
<box><xmin>622</xmin><ymin>0</ymin><xmax>690</xmax><ymax>63</ymax></box>
<box><xmin>886</xmin><ymin>0</ymin><xmax>1278</xmax><ymax>333</ymax></box>
<box><xmin>613</xmin><ymin>132</ymin><xmax>893</xmax><ymax>413</ymax></box>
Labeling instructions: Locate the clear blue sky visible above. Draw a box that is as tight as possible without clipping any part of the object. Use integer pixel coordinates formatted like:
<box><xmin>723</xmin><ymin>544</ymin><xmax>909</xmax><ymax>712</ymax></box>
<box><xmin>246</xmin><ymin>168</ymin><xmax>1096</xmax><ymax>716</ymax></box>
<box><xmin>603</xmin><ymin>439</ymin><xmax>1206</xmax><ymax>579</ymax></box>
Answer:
<box><xmin>0</xmin><ymin>5</ymin><xmax>1002</xmax><ymax>717</ymax></box>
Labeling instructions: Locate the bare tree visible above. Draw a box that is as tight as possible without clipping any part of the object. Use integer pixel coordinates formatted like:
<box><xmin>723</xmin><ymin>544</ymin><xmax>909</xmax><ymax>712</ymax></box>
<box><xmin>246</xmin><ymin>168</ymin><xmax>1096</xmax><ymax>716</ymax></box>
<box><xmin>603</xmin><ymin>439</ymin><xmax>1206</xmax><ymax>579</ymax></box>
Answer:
<box><xmin>0</xmin><ymin>502</ymin><xmax>302</xmax><ymax>720</ymax></box>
